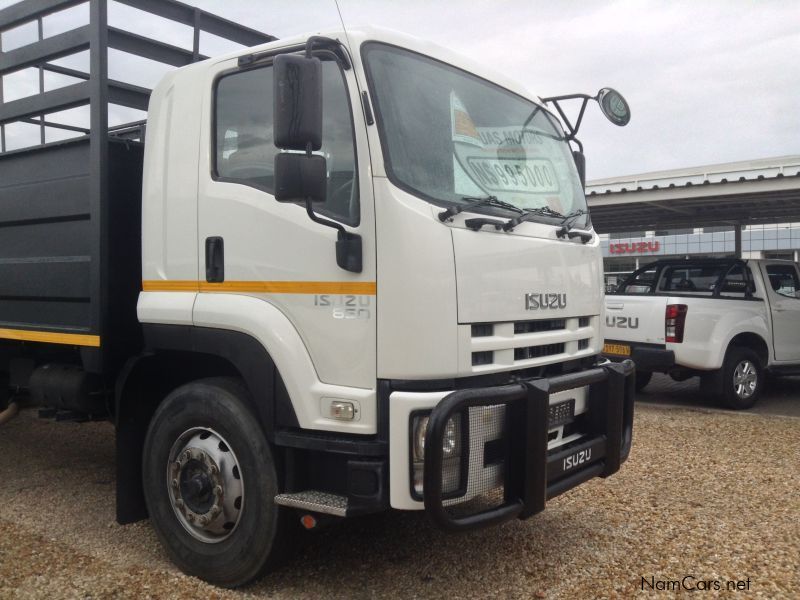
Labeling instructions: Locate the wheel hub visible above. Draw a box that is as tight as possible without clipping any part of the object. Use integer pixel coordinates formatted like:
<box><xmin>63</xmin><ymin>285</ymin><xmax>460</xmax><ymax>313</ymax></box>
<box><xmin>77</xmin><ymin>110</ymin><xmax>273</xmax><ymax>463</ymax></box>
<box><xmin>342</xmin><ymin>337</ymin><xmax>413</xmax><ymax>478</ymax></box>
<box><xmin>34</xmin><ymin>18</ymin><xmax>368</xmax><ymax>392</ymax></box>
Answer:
<box><xmin>167</xmin><ymin>428</ymin><xmax>244</xmax><ymax>543</ymax></box>
<box><xmin>733</xmin><ymin>360</ymin><xmax>757</xmax><ymax>399</ymax></box>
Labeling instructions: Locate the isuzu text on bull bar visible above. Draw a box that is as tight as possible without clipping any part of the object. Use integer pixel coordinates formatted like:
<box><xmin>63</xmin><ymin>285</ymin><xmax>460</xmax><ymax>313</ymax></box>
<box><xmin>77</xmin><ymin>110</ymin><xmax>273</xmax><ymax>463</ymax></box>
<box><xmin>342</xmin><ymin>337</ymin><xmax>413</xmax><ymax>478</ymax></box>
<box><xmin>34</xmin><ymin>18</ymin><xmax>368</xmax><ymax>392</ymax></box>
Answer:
<box><xmin>0</xmin><ymin>0</ymin><xmax>633</xmax><ymax>587</ymax></box>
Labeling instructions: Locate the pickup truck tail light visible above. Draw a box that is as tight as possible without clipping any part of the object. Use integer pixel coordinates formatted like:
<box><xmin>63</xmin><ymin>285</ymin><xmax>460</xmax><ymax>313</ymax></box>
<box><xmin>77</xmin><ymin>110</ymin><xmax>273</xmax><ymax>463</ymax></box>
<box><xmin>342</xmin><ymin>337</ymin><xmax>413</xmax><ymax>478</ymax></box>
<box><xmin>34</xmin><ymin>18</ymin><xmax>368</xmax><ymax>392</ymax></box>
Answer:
<box><xmin>665</xmin><ymin>304</ymin><xmax>688</xmax><ymax>343</ymax></box>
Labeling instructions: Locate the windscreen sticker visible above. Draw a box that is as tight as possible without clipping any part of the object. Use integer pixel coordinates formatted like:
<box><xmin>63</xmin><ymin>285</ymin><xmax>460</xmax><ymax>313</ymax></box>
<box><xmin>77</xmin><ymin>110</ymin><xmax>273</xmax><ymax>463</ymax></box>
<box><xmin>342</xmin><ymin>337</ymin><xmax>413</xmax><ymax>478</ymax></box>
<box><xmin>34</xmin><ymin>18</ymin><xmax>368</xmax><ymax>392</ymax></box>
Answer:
<box><xmin>450</xmin><ymin>91</ymin><xmax>562</xmax><ymax>207</ymax></box>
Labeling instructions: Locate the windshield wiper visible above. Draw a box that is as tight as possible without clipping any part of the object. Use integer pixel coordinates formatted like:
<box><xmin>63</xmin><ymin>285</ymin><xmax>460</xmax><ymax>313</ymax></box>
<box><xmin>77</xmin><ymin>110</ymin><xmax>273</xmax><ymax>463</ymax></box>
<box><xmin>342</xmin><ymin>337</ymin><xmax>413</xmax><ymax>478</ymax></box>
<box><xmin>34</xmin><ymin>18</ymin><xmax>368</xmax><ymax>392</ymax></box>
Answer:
<box><xmin>438</xmin><ymin>196</ymin><xmax>523</xmax><ymax>222</ymax></box>
<box><xmin>556</xmin><ymin>209</ymin><xmax>593</xmax><ymax>243</ymax></box>
<box><xmin>502</xmin><ymin>205</ymin><xmax>565</xmax><ymax>231</ymax></box>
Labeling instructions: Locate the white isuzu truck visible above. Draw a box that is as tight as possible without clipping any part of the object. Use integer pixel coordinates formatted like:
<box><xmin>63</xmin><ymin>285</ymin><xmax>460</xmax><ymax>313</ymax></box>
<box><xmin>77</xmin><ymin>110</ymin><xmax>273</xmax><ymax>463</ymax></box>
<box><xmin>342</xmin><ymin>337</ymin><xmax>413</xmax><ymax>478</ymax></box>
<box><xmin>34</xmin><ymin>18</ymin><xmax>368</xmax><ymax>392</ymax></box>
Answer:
<box><xmin>0</xmin><ymin>0</ymin><xmax>634</xmax><ymax>587</ymax></box>
<box><xmin>604</xmin><ymin>258</ymin><xmax>800</xmax><ymax>408</ymax></box>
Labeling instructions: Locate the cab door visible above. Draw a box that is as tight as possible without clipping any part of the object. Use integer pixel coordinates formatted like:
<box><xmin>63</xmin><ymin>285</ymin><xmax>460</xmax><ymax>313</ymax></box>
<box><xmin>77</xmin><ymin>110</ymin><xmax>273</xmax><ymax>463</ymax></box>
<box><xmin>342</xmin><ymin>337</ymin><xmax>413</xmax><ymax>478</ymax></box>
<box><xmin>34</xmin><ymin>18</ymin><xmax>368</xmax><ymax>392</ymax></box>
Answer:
<box><xmin>760</xmin><ymin>262</ymin><xmax>800</xmax><ymax>362</ymax></box>
<box><xmin>196</xmin><ymin>50</ymin><xmax>376</xmax><ymax>389</ymax></box>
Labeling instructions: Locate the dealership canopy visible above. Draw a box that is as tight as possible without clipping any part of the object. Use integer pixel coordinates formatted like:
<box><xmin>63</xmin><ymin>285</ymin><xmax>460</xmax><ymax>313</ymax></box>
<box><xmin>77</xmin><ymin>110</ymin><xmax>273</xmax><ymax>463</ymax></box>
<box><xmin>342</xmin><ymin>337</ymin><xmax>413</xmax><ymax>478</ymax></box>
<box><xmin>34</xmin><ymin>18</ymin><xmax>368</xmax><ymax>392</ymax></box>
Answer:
<box><xmin>586</xmin><ymin>156</ymin><xmax>800</xmax><ymax>233</ymax></box>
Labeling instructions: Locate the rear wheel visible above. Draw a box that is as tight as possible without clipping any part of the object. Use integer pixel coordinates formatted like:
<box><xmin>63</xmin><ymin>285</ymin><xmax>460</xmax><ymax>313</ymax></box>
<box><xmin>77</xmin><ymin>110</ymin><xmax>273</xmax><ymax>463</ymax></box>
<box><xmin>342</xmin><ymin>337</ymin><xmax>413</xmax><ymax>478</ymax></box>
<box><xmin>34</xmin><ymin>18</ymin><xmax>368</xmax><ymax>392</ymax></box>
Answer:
<box><xmin>721</xmin><ymin>347</ymin><xmax>762</xmax><ymax>410</ymax></box>
<box><xmin>635</xmin><ymin>370</ymin><xmax>652</xmax><ymax>392</ymax></box>
<box><xmin>143</xmin><ymin>377</ymin><xmax>290</xmax><ymax>587</ymax></box>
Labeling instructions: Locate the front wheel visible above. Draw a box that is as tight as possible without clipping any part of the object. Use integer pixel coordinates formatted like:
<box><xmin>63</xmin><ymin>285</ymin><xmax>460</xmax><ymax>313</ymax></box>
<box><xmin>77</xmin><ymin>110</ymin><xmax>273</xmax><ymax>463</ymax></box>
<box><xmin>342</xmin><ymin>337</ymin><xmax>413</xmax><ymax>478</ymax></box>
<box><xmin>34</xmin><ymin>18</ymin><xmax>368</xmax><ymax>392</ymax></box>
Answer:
<box><xmin>721</xmin><ymin>348</ymin><xmax>762</xmax><ymax>410</ymax></box>
<box><xmin>142</xmin><ymin>377</ymin><xmax>291</xmax><ymax>587</ymax></box>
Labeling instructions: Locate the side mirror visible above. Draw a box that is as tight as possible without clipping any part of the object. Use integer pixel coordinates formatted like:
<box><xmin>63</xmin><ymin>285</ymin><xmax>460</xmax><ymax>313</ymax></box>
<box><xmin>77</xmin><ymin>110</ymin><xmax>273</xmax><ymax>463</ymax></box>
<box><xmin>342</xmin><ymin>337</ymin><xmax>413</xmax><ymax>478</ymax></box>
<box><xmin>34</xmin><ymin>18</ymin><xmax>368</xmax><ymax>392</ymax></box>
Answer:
<box><xmin>273</xmin><ymin>53</ymin><xmax>326</xmax><ymax>203</ymax></box>
<box><xmin>597</xmin><ymin>88</ymin><xmax>631</xmax><ymax>127</ymax></box>
<box><xmin>274</xmin><ymin>153</ymin><xmax>327</xmax><ymax>203</ymax></box>
<box><xmin>271</xmin><ymin>44</ymin><xmax>362</xmax><ymax>274</ymax></box>
<box><xmin>274</xmin><ymin>54</ymin><xmax>323</xmax><ymax>150</ymax></box>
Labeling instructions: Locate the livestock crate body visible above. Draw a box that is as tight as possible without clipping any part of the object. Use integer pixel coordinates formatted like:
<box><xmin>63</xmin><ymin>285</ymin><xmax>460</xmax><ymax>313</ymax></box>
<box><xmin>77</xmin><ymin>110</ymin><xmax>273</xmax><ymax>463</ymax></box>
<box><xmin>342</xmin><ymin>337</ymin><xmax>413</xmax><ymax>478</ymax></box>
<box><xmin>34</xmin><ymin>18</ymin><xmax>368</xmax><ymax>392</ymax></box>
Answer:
<box><xmin>0</xmin><ymin>0</ymin><xmax>273</xmax><ymax>383</ymax></box>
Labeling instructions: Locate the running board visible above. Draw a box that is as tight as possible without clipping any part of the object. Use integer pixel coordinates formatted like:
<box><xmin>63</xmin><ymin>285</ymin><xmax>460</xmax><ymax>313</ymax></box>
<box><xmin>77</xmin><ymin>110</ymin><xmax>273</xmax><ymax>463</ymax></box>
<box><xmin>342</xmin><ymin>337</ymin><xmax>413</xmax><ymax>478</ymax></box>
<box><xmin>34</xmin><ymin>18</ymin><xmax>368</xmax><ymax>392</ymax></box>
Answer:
<box><xmin>274</xmin><ymin>491</ymin><xmax>348</xmax><ymax>517</ymax></box>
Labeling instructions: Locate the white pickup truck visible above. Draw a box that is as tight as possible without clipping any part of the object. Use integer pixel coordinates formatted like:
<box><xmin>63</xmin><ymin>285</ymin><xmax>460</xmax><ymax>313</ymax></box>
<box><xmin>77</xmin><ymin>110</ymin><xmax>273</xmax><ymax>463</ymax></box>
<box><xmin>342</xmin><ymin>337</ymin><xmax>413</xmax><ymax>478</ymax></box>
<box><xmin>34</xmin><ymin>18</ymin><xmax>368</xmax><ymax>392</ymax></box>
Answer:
<box><xmin>602</xmin><ymin>258</ymin><xmax>800</xmax><ymax>409</ymax></box>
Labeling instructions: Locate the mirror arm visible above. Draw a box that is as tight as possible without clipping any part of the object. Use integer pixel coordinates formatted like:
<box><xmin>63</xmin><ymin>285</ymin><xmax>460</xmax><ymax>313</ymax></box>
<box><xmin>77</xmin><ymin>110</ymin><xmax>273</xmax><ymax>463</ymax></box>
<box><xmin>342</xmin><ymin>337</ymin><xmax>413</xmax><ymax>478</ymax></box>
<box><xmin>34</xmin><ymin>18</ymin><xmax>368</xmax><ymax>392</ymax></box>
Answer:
<box><xmin>545</xmin><ymin>97</ymin><xmax>590</xmax><ymax>142</ymax></box>
<box><xmin>571</xmin><ymin>98</ymin><xmax>590</xmax><ymax>139</ymax></box>
<box><xmin>303</xmin><ymin>199</ymin><xmax>363</xmax><ymax>273</ymax></box>
<box><xmin>305</xmin><ymin>197</ymin><xmax>344</xmax><ymax>235</ymax></box>
<box><xmin>304</xmin><ymin>35</ymin><xmax>351</xmax><ymax>69</ymax></box>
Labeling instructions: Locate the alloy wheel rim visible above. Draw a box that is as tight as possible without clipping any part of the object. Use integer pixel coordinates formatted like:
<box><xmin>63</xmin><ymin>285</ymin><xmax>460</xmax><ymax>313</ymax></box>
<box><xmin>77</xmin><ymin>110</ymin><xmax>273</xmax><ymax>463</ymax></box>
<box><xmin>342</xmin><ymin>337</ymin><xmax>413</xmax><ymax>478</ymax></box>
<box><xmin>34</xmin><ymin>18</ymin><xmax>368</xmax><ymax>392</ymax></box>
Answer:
<box><xmin>733</xmin><ymin>360</ymin><xmax>757</xmax><ymax>400</ymax></box>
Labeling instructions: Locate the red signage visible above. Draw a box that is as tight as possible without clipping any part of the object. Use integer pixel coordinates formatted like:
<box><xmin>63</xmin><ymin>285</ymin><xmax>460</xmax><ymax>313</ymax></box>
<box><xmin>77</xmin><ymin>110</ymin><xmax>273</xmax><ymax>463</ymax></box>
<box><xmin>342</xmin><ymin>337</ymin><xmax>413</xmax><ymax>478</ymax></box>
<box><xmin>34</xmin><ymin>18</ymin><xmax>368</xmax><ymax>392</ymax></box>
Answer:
<box><xmin>609</xmin><ymin>241</ymin><xmax>660</xmax><ymax>255</ymax></box>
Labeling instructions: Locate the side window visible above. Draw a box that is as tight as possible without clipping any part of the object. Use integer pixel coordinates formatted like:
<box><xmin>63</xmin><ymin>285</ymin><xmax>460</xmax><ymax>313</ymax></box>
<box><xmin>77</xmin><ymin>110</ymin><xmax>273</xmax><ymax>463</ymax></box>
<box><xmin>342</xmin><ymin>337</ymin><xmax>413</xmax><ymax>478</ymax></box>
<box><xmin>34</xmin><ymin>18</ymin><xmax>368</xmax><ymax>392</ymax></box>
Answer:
<box><xmin>719</xmin><ymin>265</ymin><xmax>750</xmax><ymax>296</ymax></box>
<box><xmin>619</xmin><ymin>267</ymin><xmax>657</xmax><ymax>294</ymax></box>
<box><xmin>214</xmin><ymin>58</ymin><xmax>359</xmax><ymax>225</ymax></box>
<box><xmin>766</xmin><ymin>265</ymin><xmax>800</xmax><ymax>298</ymax></box>
<box><xmin>658</xmin><ymin>265</ymin><xmax>726</xmax><ymax>293</ymax></box>
<box><xmin>216</xmin><ymin>66</ymin><xmax>277</xmax><ymax>190</ymax></box>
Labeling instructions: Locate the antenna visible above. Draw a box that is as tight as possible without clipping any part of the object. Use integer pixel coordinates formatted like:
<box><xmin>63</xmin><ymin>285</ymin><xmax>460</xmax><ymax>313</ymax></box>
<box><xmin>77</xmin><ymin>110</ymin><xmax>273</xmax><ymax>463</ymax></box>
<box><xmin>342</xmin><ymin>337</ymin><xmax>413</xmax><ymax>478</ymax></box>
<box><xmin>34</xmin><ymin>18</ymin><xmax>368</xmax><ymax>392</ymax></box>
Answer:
<box><xmin>334</xmin><ymin>0</ymin><xmax>349</xmax><ymax>36</ymax></box>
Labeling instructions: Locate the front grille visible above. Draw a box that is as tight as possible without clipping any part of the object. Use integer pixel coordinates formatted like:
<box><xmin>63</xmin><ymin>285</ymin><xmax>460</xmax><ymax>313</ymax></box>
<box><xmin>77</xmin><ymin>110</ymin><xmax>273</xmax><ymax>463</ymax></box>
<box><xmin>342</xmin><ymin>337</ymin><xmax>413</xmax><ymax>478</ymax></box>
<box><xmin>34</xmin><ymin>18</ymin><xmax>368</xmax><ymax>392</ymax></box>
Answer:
<box><xmin>514</xmin><ymin>343</ymin><xmax>565</xmax><ymax>361</ymax></box>
<box><xmin>471</xmin><ymin>324</ymin><xmax>493</xmax><ymax>337</ymax></box>
<box><xmin>467</xmin><ymin>315</ymin><xmax>596</xmax><ymax>372</ymax></box>
<box><xmin>472</xmin><ymin>351</ymin><xmax>493</xmax><ymax>366</ymax></box>
<box><xmin>514</xmin><ymin>319</ymin><xmax>566</xmax><ymax>334</ymax></box>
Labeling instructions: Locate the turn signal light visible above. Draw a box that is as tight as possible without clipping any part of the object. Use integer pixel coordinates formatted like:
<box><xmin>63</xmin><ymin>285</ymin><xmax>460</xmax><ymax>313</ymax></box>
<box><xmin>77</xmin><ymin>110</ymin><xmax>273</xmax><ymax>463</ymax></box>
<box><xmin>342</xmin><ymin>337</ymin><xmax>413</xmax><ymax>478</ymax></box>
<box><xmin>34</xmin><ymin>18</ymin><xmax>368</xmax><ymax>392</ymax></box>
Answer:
<box><xmin>665</xmin><ymin>304</ymin><xmax>688</xmax><ymax>343</ymax></box>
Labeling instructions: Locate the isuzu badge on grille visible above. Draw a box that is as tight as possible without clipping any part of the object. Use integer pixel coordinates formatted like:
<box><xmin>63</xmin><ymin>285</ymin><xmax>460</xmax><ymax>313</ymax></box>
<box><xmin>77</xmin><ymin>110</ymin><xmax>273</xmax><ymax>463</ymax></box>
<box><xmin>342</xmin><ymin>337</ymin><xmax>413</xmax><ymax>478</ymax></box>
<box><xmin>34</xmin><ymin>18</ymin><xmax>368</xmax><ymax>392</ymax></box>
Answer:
<box><xmin>525</xmin><ymin>293</ymin><xmax>567</xmax><ymax>310</ymax></box>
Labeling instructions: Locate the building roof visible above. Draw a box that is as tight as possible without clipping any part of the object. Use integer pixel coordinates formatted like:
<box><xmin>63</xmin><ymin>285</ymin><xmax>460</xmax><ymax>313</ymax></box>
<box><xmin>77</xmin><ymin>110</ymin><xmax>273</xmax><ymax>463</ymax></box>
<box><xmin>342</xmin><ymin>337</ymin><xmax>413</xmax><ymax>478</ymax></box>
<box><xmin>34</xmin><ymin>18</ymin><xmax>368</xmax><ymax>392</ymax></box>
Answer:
<box><xmin>586</xmin><ymin>156</ymin><xmax>800</xmax><ymax>233</ymax></box>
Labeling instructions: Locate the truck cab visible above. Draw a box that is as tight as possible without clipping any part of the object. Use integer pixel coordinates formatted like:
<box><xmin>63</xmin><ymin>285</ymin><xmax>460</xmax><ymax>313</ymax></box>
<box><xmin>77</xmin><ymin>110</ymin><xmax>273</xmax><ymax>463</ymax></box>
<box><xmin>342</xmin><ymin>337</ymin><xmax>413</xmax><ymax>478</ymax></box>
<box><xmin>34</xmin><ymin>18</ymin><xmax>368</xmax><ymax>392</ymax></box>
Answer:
<box><xmin>0</xmin><ymin>3</ymin><xmax>633</xmax><ymax>587</ymax></box>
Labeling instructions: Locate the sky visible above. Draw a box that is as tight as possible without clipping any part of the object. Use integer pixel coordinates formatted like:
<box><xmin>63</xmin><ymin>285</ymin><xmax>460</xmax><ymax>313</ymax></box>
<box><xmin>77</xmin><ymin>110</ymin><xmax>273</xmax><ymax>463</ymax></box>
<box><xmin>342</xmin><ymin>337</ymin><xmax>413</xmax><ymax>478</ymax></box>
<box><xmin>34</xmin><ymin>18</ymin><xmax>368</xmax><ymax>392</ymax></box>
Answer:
<box><xmin>0</xmin><ymin>0</ymin><xmax>798</xmax><ymax>180</ymax></box>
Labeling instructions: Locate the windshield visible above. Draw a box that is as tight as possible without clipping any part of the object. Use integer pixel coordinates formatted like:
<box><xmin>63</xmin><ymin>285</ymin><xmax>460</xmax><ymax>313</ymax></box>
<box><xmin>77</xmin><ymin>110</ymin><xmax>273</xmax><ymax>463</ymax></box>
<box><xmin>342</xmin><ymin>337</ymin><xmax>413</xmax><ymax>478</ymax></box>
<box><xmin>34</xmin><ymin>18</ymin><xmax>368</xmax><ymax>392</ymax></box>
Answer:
<box><xmin>362</xmin><ymin>42</ymin><xmax>588</xmax><ymax>226</ymax></box>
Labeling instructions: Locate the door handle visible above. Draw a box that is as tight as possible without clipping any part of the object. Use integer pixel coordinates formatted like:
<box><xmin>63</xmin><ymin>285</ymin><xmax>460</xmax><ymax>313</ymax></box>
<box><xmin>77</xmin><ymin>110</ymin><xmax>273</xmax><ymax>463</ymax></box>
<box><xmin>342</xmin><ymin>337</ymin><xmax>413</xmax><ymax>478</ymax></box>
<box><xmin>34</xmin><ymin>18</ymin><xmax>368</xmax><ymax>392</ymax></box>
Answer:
<box><xmin>205</xmin><ymin>236</ymin><xmax>224</xmax><ymax>283</ymax></box>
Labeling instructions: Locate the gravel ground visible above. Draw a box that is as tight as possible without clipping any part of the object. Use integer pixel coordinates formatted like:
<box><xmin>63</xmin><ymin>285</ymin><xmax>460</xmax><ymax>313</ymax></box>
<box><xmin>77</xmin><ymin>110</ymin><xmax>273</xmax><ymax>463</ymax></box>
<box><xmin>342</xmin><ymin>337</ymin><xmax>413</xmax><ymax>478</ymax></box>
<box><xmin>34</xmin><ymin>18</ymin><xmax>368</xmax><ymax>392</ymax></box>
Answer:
<box><xmin>1</xmin><ymin>404</ymin><xmax>798</xmax><ymax>599</ymax></box>
<box><xmin>640</xmin><ymin>373</ymin><xmax>800</xmax><ymax>418</ymax></box>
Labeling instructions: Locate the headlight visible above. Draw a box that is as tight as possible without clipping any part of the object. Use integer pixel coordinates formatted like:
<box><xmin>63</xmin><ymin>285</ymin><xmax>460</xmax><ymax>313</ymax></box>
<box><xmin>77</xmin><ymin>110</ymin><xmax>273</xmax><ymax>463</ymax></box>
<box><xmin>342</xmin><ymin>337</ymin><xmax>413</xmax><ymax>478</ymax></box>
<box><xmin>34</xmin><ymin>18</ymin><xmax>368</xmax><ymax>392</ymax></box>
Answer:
<box><xmin>413</xmin><ymin>416</ymin><xmax>429</xmax><ymax>462</ymax></box>
<box><xmin>411</xmin><ymin>412</ymin><xmax>464</xmax><ymax>497</ymax></box>
<box><xmin>442</xmin><ymin>417</ymin><xmax>461</xmax><ymax>457</ymax></box>
<box><xmin>412</xmin><ymin>414</ymin><xmax>462</xmax><ymax>462</ymax></box>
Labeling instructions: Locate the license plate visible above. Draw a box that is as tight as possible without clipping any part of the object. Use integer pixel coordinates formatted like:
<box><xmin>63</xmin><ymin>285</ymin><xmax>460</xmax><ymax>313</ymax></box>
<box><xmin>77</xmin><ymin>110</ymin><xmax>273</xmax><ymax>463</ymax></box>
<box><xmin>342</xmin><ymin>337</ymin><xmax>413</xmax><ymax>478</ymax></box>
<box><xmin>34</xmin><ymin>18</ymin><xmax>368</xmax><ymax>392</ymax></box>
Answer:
<box><xmin>603</xmin><ymin>342</ymin><xmax>631</xmax><ymax>356</ymax></box>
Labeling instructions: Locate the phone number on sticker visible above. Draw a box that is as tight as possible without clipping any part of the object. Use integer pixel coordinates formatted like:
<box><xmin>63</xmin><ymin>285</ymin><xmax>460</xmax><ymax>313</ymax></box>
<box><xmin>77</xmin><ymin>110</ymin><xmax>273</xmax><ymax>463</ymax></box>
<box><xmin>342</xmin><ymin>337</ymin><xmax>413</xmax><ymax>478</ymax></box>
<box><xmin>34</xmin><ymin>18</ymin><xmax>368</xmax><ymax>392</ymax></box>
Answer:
<box><xmin>466</xmin><ymin>157</ymin><xmax>559</xmax><ymax>194</ymax></box>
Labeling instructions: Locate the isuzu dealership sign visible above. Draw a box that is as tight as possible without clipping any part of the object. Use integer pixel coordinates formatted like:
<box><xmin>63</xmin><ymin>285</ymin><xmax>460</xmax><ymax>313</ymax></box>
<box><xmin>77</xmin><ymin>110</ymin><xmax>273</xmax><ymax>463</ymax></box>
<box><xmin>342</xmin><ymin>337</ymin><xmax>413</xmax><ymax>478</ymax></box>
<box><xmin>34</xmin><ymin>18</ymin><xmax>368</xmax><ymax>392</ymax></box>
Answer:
<box><xmin>609</xmin><ymin>241</ymin><xmax>661</xmax><ymax>254</ymax></box>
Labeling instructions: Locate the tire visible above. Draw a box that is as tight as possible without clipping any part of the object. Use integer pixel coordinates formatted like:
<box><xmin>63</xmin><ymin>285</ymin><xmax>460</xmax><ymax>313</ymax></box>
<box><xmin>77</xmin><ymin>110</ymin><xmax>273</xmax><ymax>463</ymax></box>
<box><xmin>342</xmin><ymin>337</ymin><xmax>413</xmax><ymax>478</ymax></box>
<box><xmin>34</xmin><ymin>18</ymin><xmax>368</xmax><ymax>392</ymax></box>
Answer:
<box><xmin>635</xmin><ymin>370</ymin><xmax>652</xmax><ymax>392</ymax></box>
<box><xmin>142</xmin><ymin>377</ymin><xmax>290</xmax><ymax>587</ymax></box>
<box><xmin>721</xmin><ymin>347</ymin><xmax>763</xmax><ymax>410</ymax></box>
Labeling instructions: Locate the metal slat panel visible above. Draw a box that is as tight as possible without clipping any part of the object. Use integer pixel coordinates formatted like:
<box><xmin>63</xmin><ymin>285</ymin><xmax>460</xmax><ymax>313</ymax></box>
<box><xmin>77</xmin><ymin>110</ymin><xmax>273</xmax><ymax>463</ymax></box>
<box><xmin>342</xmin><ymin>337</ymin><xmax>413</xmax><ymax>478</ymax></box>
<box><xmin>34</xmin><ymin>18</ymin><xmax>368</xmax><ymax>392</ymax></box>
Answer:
<box><xmin>107</xmin><ymin>26</ymin><xmax>205</xmax><ymax>67</ymax></box>
<box><xmin>0</xmin><ymin>80</ymin><xmax>91</xmax><ymax>125</ymax></box>
<box><xmin>196</xmin><ymin>11</ymin><xmax>277</xmax><ymax>46</ymax></box>
<box><xmin>0</xmin><ymin>258</ymin><xmax>91</xmax><ymax>298</ymax></box>
<box><xmin>0</xmin><ymin>175</ymin><xmax>90</xmax><ymax>224</ymax></box>
<box><xmin>113</xmin><ymin>0</ymin><xmax>276</xmax><ymax>46</ymax></box>
<box><xmin>40</xmin><ymin>63</ymin><xmax>89</xmax><ymax>80</ymax></box>
<box><xmin>0</xmin><ymin>298</ymin><xmax>92</xmax><ymax>333</ymax></box>
<box><xmin>0</xmin><ymin>0</ymin><xmax>84</xmax><ymax>31</ymax></box>
<box><xmin>107</xmin><ymin>80</ymin><xmax>150</xmax><ymax>111</ymax></box>
<box><xmin>0</xmin><ymin>25</ymin><xmax>91</xmax><ymax>76</ymax></box>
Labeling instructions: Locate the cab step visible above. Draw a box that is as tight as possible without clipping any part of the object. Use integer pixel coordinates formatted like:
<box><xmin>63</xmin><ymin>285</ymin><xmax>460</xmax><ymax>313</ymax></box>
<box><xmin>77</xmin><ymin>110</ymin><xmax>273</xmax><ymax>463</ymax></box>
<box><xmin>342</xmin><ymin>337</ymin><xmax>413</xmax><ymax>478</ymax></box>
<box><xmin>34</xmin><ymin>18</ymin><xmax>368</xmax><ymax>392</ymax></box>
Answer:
<box><xmin>274</xmin><ymin>491</ymin><xmax>348</xmax><ymax>517</ymax></box>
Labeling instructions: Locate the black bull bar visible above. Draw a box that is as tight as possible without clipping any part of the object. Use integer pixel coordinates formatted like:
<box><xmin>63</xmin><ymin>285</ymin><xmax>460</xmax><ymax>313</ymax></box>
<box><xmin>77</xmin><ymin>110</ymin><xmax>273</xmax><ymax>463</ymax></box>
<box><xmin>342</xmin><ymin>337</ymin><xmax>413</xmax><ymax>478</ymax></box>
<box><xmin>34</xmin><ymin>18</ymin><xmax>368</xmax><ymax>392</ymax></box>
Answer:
<box><xmin>423</xmin><ymin>360</ymin><xmax>635</xmax><ymax>531</ymax></box>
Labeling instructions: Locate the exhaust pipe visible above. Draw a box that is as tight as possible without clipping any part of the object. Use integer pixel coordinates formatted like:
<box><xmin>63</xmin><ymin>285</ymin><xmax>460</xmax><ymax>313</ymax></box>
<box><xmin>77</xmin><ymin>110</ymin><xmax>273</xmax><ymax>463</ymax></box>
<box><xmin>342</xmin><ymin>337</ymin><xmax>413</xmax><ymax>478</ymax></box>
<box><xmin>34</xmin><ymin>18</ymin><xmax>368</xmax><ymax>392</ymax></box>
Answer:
<box><xmin>0</xmin><ymin>400</ymin><xmax>19</xmax><ymax>426</ymax></box>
